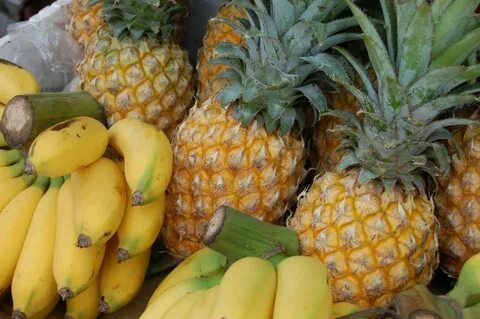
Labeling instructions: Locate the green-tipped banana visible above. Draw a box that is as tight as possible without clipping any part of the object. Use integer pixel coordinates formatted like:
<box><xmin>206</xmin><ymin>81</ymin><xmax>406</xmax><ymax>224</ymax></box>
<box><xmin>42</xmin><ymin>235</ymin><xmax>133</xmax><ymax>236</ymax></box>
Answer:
<box><xmin>148</xmin><ymin>247</ymin><xmax>227</xmax><ymax>304</ymax></box>
<box><xmin>0</xmin><ymin>158</ymin><xmax>25</xmax><ymax>180</ymax></box>
<box><xmin>448</xmin><ymin>253</ymin><xmax>480</xmax><ymax>307</ymax></box>
<box><xmin>140</xmin><ymin>274</ymin><xmax>223</xmax><ymax>319</ymax></box>
<box><xmin>0</xmin><ymin>149</ymin><xmax>22</xmax><ymax>167</ymax></box>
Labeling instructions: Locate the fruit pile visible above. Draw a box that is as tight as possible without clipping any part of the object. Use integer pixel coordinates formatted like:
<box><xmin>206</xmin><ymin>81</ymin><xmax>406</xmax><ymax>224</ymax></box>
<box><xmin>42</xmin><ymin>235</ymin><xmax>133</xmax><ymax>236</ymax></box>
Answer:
<box><xmin>0</xmin><ymin>111</ymin><xmax>172</xmax><ymax>318</ymax></box>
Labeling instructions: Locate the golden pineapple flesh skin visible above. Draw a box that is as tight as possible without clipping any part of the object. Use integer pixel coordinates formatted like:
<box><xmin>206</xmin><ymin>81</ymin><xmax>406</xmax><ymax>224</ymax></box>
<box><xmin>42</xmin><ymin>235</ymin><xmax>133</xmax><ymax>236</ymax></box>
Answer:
<box><xmin>162</xmin><ymin>100</ymin><xmax>305</xmax><ymax>258</ymax></box>
<box><xmin>436</xmin><ymin>125</ymin><xmax>480</xmax><ymax>277</ymax></box>
<box><xmin>289</xmin><ymin>171</ymin><xmax>439</xmax><ymax>307</ymax></box>
<box><xmin>196</xmin><ymin>5</ymin><xmax>245</xmax><ymax>104</ymax></box>
<box><xmin>77</xmin><ymin>28</ymin><xmax>195</xmax><ymax>138</ymax></box>
<box><xmin>68</xmin><ymin>0</ymin><xmax>104</xmax><ymax>47</ymax></box>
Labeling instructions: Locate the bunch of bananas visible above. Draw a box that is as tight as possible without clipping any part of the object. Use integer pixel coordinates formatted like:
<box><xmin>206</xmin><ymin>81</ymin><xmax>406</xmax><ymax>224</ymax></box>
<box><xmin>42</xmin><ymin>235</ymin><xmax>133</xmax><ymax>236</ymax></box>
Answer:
<box><xmin>0</xmin><ymin>115</ymin><xmax>172</xmax><ymax>319</ymax></box>
<box><xmin>140</xmin><ymin>247</ymin><xmax>364</xmax><ymax>319</ymax></box>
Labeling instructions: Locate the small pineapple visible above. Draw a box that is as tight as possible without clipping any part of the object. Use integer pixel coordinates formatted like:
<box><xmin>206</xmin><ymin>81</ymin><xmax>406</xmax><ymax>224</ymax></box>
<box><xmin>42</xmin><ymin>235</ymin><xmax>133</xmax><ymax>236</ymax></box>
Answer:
<box><xmin>290</xmin><ymin>0</ymin><xmax>480</xmax><ymax>307</ymax></box>
<box><xmin>196</xmin><ymin>4</ymin><xmax>246</xmax><ymax>104</ymax></box>
<box><xmin>162</xmin><ymin>0</ymin><xmax>357</xmax><ymax>258</ymax></box>
<box><xmin>68</xmin><ymin>0</ymin><xmax>104</xmax><ymax>47</ymax></box>
<box><xmin>77</xmin><ymin>0</ymin><xmax>194</xmax><ymax>138</ymax></box>
<box><xmin>436</xmin><ymin>122</ymin><xmax>480</xmax><ymax>277</ymax></box>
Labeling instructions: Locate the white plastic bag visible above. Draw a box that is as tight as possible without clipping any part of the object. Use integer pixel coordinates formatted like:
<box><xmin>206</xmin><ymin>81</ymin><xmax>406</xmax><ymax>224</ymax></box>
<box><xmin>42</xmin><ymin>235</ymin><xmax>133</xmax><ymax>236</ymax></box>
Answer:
<box><xmin>0</xmin><ymin>0</ymin><xmax>82</xmax><ymax>91</ymax></box>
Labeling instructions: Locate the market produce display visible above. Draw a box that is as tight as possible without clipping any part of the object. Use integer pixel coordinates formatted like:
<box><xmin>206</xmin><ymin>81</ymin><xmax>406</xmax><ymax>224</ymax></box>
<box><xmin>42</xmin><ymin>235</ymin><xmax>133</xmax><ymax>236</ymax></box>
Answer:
<box><xmin>3</xmin><ymin>0</ymin><xmax>480</xmax><ymax>318</ymax></box>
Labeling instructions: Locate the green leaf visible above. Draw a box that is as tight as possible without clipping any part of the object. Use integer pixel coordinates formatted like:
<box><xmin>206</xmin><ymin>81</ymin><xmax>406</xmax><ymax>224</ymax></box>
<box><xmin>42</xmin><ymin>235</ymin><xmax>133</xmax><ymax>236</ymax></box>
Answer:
<box><xmin>432</xmin><ymin>28</ymin><xmax>480</xmax><ymax>68</ymax></box>
<box><xmin>432</xmin><ymin>0</ymin><xmax>454</xmax><ymax>23</ymax></box>
<box><xmin>217</xmin><ymin>69</ymin><xmax>243</xmax><ymax>83</ymax></box>
<box><xmin>303</xmin><ymin>53</ymin><xmax>350</xmax><ymax>83</ymax></box>
<box><xmin>432</xmin><ymin>0</ymin><xmax>480</xmax><ymax>57</ymax></box>
<box><xmin>346</xmin><ymin>0</ymin><xmax>396</xmax><ymax>81</ymax></box>
<box><xmin>326</xmin><ymin>17</ymin><xmax>358</xmax><ymax>36</ymax></box>
<box><xmin>216</xmin><ymin>82</ymin><xmax>243</xmax><ymax>107</ymax></box>
<box><xmin>280</xmin><ymin>108</ymin><xmax>296</xmax><ymax>135</ymax></box>
<box><xmin>209</xmin><ymin>57</ymin><xmax>244</xmax><ymax>75</ymax></box>
<box><xmin>315</xmin><ymin>33</ymin><xmax>363</xmax><ymax>52</ymax></box>
<box><xmin>297</xmin><ymin>84</ymin><xmax>328</xmax><ymax>115</ymax></box>
<box><xmin>273</xmin><ymin>0</ymin><xmax>295</xmax><ymax>36</ymax></box>
<box><xmin>337</xmin><ymin>153</ymin><xmax>360</xmax><ymax>172</ymax></box>
<box><xmin>380</xmin><ymin>0</ymin><xmax>396</xmax><ymax>67</ymax></box>
<box><xmin>214</xmin><ymin>43</ymin><xmax>248</xmax><ymax>61</ymax></box>
<box><xmin>233</xmin><ymin>102</ymin><xmax>262</xmax><ymax>126</ymax></box>
<box><xmin>413</xmin><ymin>95</ymin><xmax>478</xmax><ymax>122</ymax></box>
<box><xmin>394</xmin><ymin>0</ymin><xmax>416</xmax><ymax>71</ymax></box>
<box><xmin>358</xmin><ymin>168</ymin><xmax>379</xmax><ymax>185</ymax></box>
<box><xmin>398</xmin><ymin>0</ymin><xmax>433</xmax><ymax>87</ymax></box>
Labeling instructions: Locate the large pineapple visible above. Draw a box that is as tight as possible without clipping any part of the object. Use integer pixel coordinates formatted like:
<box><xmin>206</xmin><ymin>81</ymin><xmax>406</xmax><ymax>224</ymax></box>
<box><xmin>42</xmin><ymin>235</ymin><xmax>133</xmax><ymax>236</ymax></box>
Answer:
<box><xmin>196</xmin><ymin>4</ymin><xmax>246</xmax><ymax>104</ymax></box>
<box><xmin>77</xmin><ymin>0</ymin><xmax>194</xmax><ymax>138</ymax></box>
<box><xmin>162</xmin><ymin>0</ymin><xmax>358</xmax><ymax>258</ymax></box>
<box><xmin>68</xmin><ymin>0</ymin><xmax>104</xmax><ymax>47</ymax></box>
<box><xmin>290</xmin><ymin>0</ymin><xmax>480</xmax><ymax>307</ymax></box>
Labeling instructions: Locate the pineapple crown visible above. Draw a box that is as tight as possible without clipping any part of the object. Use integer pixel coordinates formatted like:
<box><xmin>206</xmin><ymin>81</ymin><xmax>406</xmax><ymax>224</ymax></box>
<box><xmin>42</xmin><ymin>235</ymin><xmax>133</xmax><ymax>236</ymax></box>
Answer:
<box><xmin>212</xmin><ymin>0</ymin><xmax>361</xmax><ymax>134</ymax></box>
<box><xmin>314</xmin><ymin>0</ymin><xmax>480</xmax><ymax>193</ymax></box>
<box><xmin>88</xmin><ymin>0</ymin><xmax>187</xmax><ymax>41</ymax></box>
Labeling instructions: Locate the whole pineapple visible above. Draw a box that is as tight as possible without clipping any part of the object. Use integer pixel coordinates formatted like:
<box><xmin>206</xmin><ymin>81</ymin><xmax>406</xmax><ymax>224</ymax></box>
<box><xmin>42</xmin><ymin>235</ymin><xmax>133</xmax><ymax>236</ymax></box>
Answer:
<box><xmin>436</xmin><ymin>121</ymin><xmax>480</xmax><ymax>276</ymax></box>
<box><xmin>290</xmin><ymin>0</ymin><xmax>480</xmax><ymax>307</ymax></box>
<box><xmin>162</xmin><ymin>0</ymin><xmax>358</xmax><ymax>258</ymax></box>
<box><xmin>77</xmin><ymin>0</ymin><xmax>195</xmax><ymax>138</ymax></box>
<box><xmin>68</xmin><ymin>0</ymin><xmax>104</xmax><ymax>47</ymax></box>
<box><xmin>196</xmin><ymin>4</ymin><xmax>246</xmax><ymax>104</ymax></box>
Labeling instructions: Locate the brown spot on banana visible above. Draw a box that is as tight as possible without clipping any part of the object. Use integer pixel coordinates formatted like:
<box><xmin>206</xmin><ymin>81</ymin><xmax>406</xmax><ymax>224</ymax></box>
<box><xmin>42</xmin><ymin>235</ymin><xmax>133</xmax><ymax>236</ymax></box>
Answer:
<box><xmin>50</xmin><ymin>119</ymin><xmax>78</xmax><ymax>131</ymax></box>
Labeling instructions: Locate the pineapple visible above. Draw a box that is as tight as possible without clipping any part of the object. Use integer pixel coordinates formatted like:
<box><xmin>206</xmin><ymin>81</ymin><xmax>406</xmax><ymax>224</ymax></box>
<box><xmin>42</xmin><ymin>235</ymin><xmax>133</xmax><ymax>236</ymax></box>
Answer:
<box><xmin>290</xmin><ymin>0</ymin><xmax>480</xmax><ymax>307</ymax></box>
<box><xmin>436</xmin><ymin>123</ymin><xmax>480</xmax><ymax>277</ymax></box>
<box><xmin>68</xmin><ymin>0</ymin><xmax>104</xmax><ymax>47</ymax></box>
<box><xmin>162</xmin><ymin>0</ymin><xmax>358</xmax><ymax>258</ymax></box>
<box><xmin>77</xmin><ymin>0</ymin><xmax>194</xmax><ymax>138</ymax></box>
<box><xmin>196</xmin><ymin>4</ymin><xmax>246</xmax><ymax>104</ymax></box>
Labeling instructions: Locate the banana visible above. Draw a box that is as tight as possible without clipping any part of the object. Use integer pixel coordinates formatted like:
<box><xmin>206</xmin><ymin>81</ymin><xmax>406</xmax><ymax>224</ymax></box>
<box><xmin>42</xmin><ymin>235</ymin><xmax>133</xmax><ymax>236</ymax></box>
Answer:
<box><xmin>0</xmin><ymin>157</ymin><xmax>25</xmax><ymax>180</ymax></box>
<box><xmin>29</xmin><ymin>296</ymin><xmax>59</xmax><ymax>319</ymax></box>
<box><xmin>273</xmin><ymin>256</ymin><xmax>332</xmax><ymax>319</ymax></box>
<box><xmin>331</xmin><ymin>302</ymin><xmax>364</xmax><ymax>318</ymax></box>
<box><xmin>0</xmin><ymin>103</ymin><xmax>6</xmax><ymax>147</ymax></box>
<box><xmin>26</xmin><ymin>117</ymin><xmax>108</xmax><ymax>177</ymax></box>
<box><xmin>161</xmin><ymin>288</ymin><xmax>209</xmax><ymax>319</ymax></box>
<box><xmin>72</xmin><ymin>157</ymin><xmax>127</xmax><ymax>247</ymax></box>
<box><xmin>108</xmin><ymin>118</ymin><xmax>173</xmax><ymax>206</ymax></box>
<box><xmin>148</xmin><ymin>247</ymin><xmax>227</xmax><ymax>305</ymax></box>
<box><xmin>117</xmin><ymin>191</ymin><xmax>165</xmax><ymax>262</ymax></box>
<box><xmin>0</xmin><ymin>176</ymin><xmax>49</xmax><ymax>296</ymax></box>
<box><xmin>184</xmin><ymin>285</ymin><xmax>219</xmax><ymax>319</ymax></box>
<box><xmin>210</xmin><ymin>257</ymin><xmax>277</xmax><ymax>319</ymax></box>
<box><xmin>0</xmin><ymin>59</ymin><xmax>40</xmax><ymax>105</ymax></box>
<box><xmin>66</xmin><ymin>276</ymin><xmax>100</xmax><ymax>319</ymax></box>
<box><xmin>463</xmin><ymin>302</ymin><xmax>480</xmax><ymax>319</ymax></box>
<box><xmin>0</xmin><ymin>148</ymin><xmax>22</xmax><ymax>166</ymax></box>
<box><xmin>53</xmin><ymin>178</ymin><xmax>106</xmax><ymax>300</ymax></box>
<box><xmin>0</xmin><ymin>174</ymin><xmax>35</xmax><ymax>212</ymax></box>
<box><xmin>11</xmin><ymin>177</ymin><xmax>63</xmax><ymax>319</ymax></box>
<box><xmin>448</xmin><ymin>253</ymin><xmax>480</xmax><ymax>307</ymax></box>
<box><xmin>139</xmin><ymin>274</ymin><xmax>223</xmax><ymax>319</ymax></box>
<box><xmin>99</xmin><ymin>238</ymin><xmax>150</xmax><ymax>314</ymax></box>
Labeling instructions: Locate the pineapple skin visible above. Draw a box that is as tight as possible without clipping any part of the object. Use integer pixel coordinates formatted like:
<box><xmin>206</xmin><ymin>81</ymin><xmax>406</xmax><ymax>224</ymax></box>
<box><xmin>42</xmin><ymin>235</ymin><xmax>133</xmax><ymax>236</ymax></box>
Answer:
<box><xmin>196</xmin><ymin>5</ymin><xmax>245</xmax><ymax>104</ymax></box>
<box><xmin>68</xmin><ymin>0</ymin><xmax>104</xmax><ymax>47</ymax></box>
<box><xmin>436</xmin><ymin>125</ymin><xmax>480</xmax><ymax>277</ymax></box>
<box><xmin>162</xmin><ymin>100</ymin><xmax>305</xmax><ymax>258</ymax></box>
<box><xmin>77</xmin><ymin>28</ymin><xmax>195</xmax><ymax>138</ymax></box>
<box><xmin>290</xmin><ymin>171</ymin><xmax>439</xmax><ymax>307</ymax></box>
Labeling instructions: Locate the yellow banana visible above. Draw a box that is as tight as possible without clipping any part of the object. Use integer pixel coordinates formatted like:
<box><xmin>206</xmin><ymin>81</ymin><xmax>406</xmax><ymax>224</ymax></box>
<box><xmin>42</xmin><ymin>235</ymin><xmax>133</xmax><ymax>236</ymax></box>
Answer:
<box><xmin>53</xmin><ymin>178</ymin><xmax>106</xmax><ymax>300</ymax></box>
<box><xmin>184</xmin><ymin>285</ymin><xmax>219</xmax><ymax>319</ymax></box>
<box><xmin>0</xmin><ymin>103</ymin><xmax>6</xmax><ymax>147</ymax></box>
<box><xmin>331</xmin><ymin>302</ymin><xmax>364</xmax><ymax>318</ymax></box>
<box><xmin>99</xmin><ymin>238</ymin><xmax>150</xmax><ymax>314</ymax></box>
<box><xmin>26</xmin><ymin>117</ymin><xmax>108</xmax><ymax>177</ymax></box>
<box><xmin>0</xmin><ymin>59</ymin><xmax>41</xmax><ymax>105</ymax></box>
<box><xmin>72</xmin><ymin>157</ymin><xmax>127</xmax><ymax>247</ymax></box>
<box><xmin>0</xmin><ymin>174</ymin><xmax>35</xmax><ymax>212</ymax></box>
<box><xmin>273</xmin><ymin>256</ymin><xmax>332</xmax><ymax>319</ymax></box>
<box><xmin>161</xmin><ymin>288</ymin><xmax>209</xmax><ymax>319</ymax></box>
<box><xmin>0</xmin><ymin>176</ymin><xmax>49</xmax><ymax>296</ymax></box>
<box><xmin>210</xmin><ymin>257</ymin><xmax>277</xmax><ymax>319</ymax></box>
<box><xmin>148</xmin><ymin>247</ymin><xmax>227</xmax><ymax>304</ymax></box>
<box><xmin>139</xmin><ymin>274</ymin><xmax>223</xmax><ymax>319</ymax></box>
<box><xmin>117</xmin><ymin>191</ymin><xmax>165</xmax><ymax>262</ymax></box>
<box><xmin>0</xmin><ymin>157</ymin><xmax>25</xmax><ymax>180</ymax></box>
<box><xmin>28</xmin><ymin>296</ymin><xmax>59</xmax><ymax>319</ymax></box>
<box><xmin>11</xmin><ymin>177</ymin><xmax>63</xmax><ymax>319</ymax></box>
<box><xmin>448</xmin><ymin>252</ymin><xmax>480</xmax><ymax>307</ymax></box>
<box><xmin>108</xmin><ymin>118</ymin><xmax>173</xmax><ymax>206</ymax></box>
<box><xmin>0</xmin><ymin>148</ymin><xmax>22</xmax><ymax>166</ymax></box>
<box><xmin>66</xmin><ymin>276</ymin><xmax>100</xmax><ymax>319</ymax></box>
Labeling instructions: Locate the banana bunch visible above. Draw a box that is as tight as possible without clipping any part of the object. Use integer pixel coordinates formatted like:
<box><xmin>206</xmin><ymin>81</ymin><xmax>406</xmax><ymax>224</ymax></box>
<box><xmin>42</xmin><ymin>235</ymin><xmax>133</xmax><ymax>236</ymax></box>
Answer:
<box><xmin>0</xmin><ymin>60</ymin><xmax>41</xmax><ymax>106</ymax></box>
<box><xmin>140</xmin><ymin>248</ymin><xmax>362</xmax><ymax>319</ymax></box>
<box><xmin>0</xmin><ymin>116</ymin><xmax>172</xmax><ymax>318</ymax></box>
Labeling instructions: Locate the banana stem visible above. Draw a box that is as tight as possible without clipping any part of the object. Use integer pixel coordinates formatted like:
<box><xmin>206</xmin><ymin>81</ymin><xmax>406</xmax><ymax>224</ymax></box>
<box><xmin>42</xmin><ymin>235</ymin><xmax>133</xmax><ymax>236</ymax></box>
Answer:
<box><xmin>0</xmin><ymin>92</ymin><xmax>106</xmax><ymax>149</ymax></box>
<box><xmin>203</xmin><ymin>206</ymin><xmax>300</xmax><ymax>264</ymax></box>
